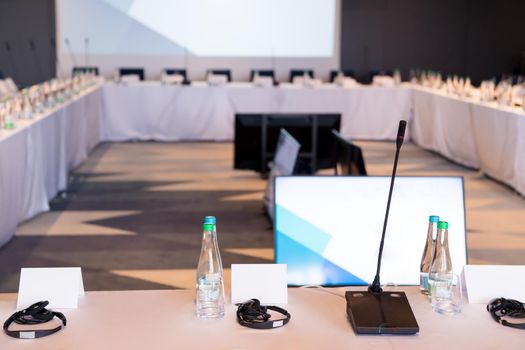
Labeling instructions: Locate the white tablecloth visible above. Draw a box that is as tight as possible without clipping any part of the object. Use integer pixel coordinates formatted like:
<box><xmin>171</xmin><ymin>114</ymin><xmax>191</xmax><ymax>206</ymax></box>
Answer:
<box><xmin>411</xmin><ymin>85</ymin><xmax>525</xmax><ymax>195</ymax></box>
<box><xmin>102</xmin><ymin>82</ymin><xmax>413</xmax><ymax>141</ymax></box>
<box><xmin>0</xmin><ymin>86</ymin><xmax>103</xmax><ymax>247</ymax></box>
<box><xmin>1</xmin><ymin>288</ymin><xmax>523</xmax><ymax>350</ymax></box>
<box><xmin>2</xmin><ymin>82</ymin><xmax>525</xmax><ymax>248</ymax></box>
<box><xmin>411</xmin><ymin>87</ymin><xmax>480</xmax><ymax>169</ymax></box>
<box><xmin>470</xmin><ymin>102</ymin><xmax>525</xmax><ymax>195</ymax></box>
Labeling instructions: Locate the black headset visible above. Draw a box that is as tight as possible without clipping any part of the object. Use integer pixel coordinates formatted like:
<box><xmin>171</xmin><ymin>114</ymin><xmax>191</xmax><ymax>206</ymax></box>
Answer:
<box><xmin>3</xmin><ymin>301</ymin><xmax>67</xmax><ymax>339</ymax></box>
<box><xmin>236</xmin><ymin>298</ymin><xmax>290</xmax><ymax>329</ymax></box>
<box><xmin>487</xmin><ymin>297</ymin><xmax>525</xmax><ymax>330</ymax></box>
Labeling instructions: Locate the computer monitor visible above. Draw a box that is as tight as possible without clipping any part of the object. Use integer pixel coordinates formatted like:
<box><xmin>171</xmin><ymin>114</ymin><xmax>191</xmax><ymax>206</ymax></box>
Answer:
<box><xmin>234</xmin><ymin>113</ymin><xmax>340</xmax><ymax>174</ymax></box>
<box><xmin>264</xmin><ymin>129</ymin><xmax>301</xmax><ymax>221</ymax></box>
<box><xmin>274</xmin><ymin>176</ymin><xmax>467</xmax><ymax>286</ymax></box>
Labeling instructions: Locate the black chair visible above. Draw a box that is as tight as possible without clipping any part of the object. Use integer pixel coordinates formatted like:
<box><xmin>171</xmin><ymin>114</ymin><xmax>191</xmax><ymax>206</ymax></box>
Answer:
<box><xmin>163</xmin><ymin>68</ymin><xmax>188</xmax><ymax>83</ymax></box>
<box><xmin>332</xmin><ymin>130</ymin><xmax>367</xmax><ymax>176</ymax></box>
<box><xmin>368</xmin><ymin>69</ymin><xmax>393</xmax><ymax>83</ymax></box>
<box><xmin>119</xmin><ymin>68</ymin><xmax>145</xmax><ymax>81</ymax></box>
<box><xmin>250</xmin><ymin>69</ymin><xmax>275</xmax><ymax>83</ymax></box>
<box><xmin>0</xmin><ymin>70</ymin><xmax>4</xmax><ymax>79</ymax></box>
<box><xmin>330</xmin><ymin>69</ymin><xmax>355</xmax><ymax>82</ymax></box>
<box><xmin>207</xmin><ymin>69</ymin><xmax>231</xmax><ymax>82</ymax></box>
<box><xmin>289</xmin><ymin>69</ymin><xmax>314</xmax><ymax>82</ymax></box>
<box><xmin>72</xmin><ymin>66</ymin><xmax>99</xmax><ymax>76</ymax></box>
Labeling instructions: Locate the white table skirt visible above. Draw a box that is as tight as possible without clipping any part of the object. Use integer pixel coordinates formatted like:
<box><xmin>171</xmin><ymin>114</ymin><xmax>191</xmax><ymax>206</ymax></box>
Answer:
<box><xmin>0</xmin><ymin>86</ymin><xmax>103</xmax><ymax>247</ymax></box>
<box><xmin>102</xmin><ymin>83</ymin><xmax>413</xmax><ymax>142</ymax></box>
<box><xmin>1</xmin><ymin>82</ymin><xmax>525</xmax><ymax>248</ymax></box>
<box><xmin>411</xmin><ymin>87</ymin><xmax>480</xmax><ymax>169</ymax></box>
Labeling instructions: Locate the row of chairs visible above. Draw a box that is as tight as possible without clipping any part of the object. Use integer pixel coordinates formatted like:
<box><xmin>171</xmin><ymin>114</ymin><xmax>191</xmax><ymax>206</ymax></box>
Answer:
<box><xmin>72</xmin><ymin>66</ymin><xmax>359</xmax><ymax>83</ymax></box>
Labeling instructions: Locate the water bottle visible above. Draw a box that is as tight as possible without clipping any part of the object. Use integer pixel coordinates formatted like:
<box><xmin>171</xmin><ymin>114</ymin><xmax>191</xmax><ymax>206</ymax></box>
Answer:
<box><xmin>419</xmin><ymin>215</ymin><xmax>439</xmax><ymax>294</ymax></box>
<box><xmin>428</xmin><ymin>221</ymin><xmax>453</xmax><ymax>296</ymax></box>
<box><xmin>195</xmin><ymin>216</ymin><xmax>225</xmax><ymax>319</ymax></box>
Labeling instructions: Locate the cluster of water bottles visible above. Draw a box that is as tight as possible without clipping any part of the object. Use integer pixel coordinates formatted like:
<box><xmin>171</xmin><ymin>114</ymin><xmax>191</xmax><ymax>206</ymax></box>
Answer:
<box><xmin>419</xmin><ymin>215</ymin><xmax>452</xmax><ymax>297</ymax></box>
<box><xmin>0</xmin><ymin>72</ymin><xmax>98</xmax><ymax>131</ymax></box>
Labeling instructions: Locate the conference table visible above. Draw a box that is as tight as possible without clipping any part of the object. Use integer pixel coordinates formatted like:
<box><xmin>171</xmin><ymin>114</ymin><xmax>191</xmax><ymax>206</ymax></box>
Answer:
<box><xmin>411</xmin><ymin>86</ymin><xmax>525</xmax><ymax>195</ymax></box>
<box><xmin>0</xmin><ymin>287</ymin><xmax>522</xmax><ymax>349</ymax></box>
<box><xmin>1</xmin><ymin>81</ymin><xmax>525</xmax><ymax>249</ymax></box>
<box><xmin>102</xmin><ymin>81</ymin><xmax>412</xmax><ymax>141</ymax></box>
<box><xmin>0</xmin><ymin>84</ymin><xmax>103</xmax><ymax>248</ymax></box>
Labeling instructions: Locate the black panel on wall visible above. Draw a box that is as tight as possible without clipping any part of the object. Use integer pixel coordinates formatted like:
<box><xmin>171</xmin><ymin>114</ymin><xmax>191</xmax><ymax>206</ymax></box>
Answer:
<box><xmin>341</xmin><ymin>0</ymin><xmax>525</xmax><ymax>84</ymax></box>
<box><xmin>0</xmin><ymin>0</ymin><xmax>56</xmax><ymax>88</ymax></box>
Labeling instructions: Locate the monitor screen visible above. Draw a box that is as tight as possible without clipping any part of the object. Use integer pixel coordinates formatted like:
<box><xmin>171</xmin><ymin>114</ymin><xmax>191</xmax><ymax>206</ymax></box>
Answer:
<box><xmin>274</xmin><ymin>176</ymin><xmax>467</xmax><ymax>286</ymax></box>
<box><xmin>273</xmin><ymin>129</ymin><xmax>301</xmax><ymax>175</ymax></box>
<box><xmin>264</xmin><ymin>129</ymin><xmax>301</xmax><ymax>221</ymax></box>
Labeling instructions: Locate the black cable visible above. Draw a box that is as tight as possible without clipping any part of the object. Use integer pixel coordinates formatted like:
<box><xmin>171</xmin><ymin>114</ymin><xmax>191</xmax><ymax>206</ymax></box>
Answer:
<box><xmin>3</xmin><ymin>301</ymin><xmax>67</xmax><ymax>339</ymax></box>
<box><xmin>487</xmin><ymin>297</ymin><xmax>525</xmax><ymax>330</ymax></box>
<box><xmin>236</xmin><ymin>299</ymin><xmax>290</xmax><ymax>329</ymax></box>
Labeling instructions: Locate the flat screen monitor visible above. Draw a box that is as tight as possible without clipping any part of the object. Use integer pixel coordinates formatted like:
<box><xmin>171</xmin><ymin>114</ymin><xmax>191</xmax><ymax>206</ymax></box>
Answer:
<box><xmin>234</xmin><ymin>113</ymin><xmax>340</xmax><ymax>174</ymax></box>
<box><xmin>264</xmin><ymin>129</ymin><xmax>301</xmax><ymax>221</ymax></box>
<box><xmin>274</xmin><ymin>176</ymin><xmax>467</xmax><ymax>286</ymax></box>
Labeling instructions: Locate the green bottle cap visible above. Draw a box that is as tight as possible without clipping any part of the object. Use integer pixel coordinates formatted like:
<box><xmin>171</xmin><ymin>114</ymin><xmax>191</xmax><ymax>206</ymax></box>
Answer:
<box><xmin>437</xmin><ymin>221</ymin><xmax>448</xmax><ymax>229</ymax></box>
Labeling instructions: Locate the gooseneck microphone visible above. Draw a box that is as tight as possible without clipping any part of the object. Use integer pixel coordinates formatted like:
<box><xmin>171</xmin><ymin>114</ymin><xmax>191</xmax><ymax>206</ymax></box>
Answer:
<box><xmin>64</xmin><ymin>38</ymin><xmax>78</xmax><ymax>69</ymax></box>
<box><xmin>28</xmin><ymin>39</ymin><xmax>44</xmax><ymax>81</ymax></box>
<box><xmin>369</xmin><ymin>120</ymin><xmax>406</xmax><ymax>294</ymax></box>
<box><xmin>4</xmin><ymin>40</ymin><xmax>19</xmax><ymax>82</ymax></box>
<box><xmin>345</xmin><ymin>120</ymin><xmax>418</xmax><ymax>335</ymax></box>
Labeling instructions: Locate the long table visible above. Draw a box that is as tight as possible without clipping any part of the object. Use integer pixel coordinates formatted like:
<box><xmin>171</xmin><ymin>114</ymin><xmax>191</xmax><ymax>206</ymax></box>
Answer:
<box><xmin>0</xmin><ymin>287</ymin><xmax>522</xmax><ymax>349</ymax></box>
<box><xmin>1</xmin><ymin>82</ymin><xmax>525</xmax><ymax>248</ymax></box>
<box><xmin>411</xmin><ymin>86</ymin><xmax>525</xmax><ymax>195</ymax></box>
<box><xmin>102</xmin><ymin>82</ymin><xmax>413</xmax><ymax>141</ymax></box>
<box><xmin>0</xmin><ymin>85</ymin><xmax>103</xmax><ymax>247</ymax></box>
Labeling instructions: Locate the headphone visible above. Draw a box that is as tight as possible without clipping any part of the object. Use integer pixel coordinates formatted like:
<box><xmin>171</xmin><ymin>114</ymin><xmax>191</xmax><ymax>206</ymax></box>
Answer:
<box><xmin>487</xmin><ymin>297</ymin><xmax>525</xmax><ymax>330</ymax></box>
<box><xmin>236</xmin><ymin>299</ymin><xmax>290</xmax><ymax>329</ymax></box>
<box><xmin>3</xmin><ymin>301</ymin><xmax>67</xmax><ymax>339</ymax></box>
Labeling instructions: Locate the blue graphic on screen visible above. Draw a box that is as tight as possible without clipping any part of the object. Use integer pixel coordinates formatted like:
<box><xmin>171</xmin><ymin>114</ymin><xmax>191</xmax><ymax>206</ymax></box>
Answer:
<box><xmin>276</xmin><ymin>205</ymin><xmax>367</xmax><ymax>286</ymax></box>
<box><xmin>274</xmin><ymin>176</ymin><xmax>467</xmax><ymax>286</ymax></box>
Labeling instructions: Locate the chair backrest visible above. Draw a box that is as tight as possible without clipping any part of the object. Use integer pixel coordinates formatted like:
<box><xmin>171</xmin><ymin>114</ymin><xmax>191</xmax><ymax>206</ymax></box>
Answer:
<box><xmin>250</xmin><ymin>69</ymin><xmax>275</xmax><ymax>82</ymax></box>
<box><xmin>289</xmin><ymin>69</ymin><xmax>314</xmax><ymax>82</ymax></box>
<box><xmin>72</xmin><ymin>66</ymin><xmax>99</xmax><ymax>76</ymax></box>
<box><xmin>164</xmin><ymin>68</ymin><xmax>187</xmax><ymax>81</ymax></box>
<box><xmin>330</xmin><ymin>69</ymin><xmax>355</xmax><ymax>82</ymax></box>
<box><xmin>207</xmin><ymin>69</ymin><xmax>231</xmax><ymax>82</ymax></box>
<box><xmin>119</xmin><ymin>68</ymin><xmax>145</xmax><ymax>81</ymax></box>
<box><xmin>368</xmin><ymin>69</ymin><xmax>393</xmax><ymax>83</ymax></box>
<box><xmin>332</xmin><ymin>129</ymin><xmax>367</xmax><ymax>176</ymax></box>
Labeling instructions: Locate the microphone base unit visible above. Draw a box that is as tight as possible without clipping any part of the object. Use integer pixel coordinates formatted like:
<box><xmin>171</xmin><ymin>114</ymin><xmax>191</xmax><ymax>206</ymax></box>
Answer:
<box><xmin>345</xmin><ymin>290</ymin><xmax>419</xmax><ymax>335</ymax></box>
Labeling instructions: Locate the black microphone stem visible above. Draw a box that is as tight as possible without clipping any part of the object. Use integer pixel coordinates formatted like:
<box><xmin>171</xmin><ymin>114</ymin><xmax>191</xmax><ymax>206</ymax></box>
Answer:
<box><xmin>369</xmin><ymin>144</ymin><xmax>401</xmax><ymax>293</ymax></box>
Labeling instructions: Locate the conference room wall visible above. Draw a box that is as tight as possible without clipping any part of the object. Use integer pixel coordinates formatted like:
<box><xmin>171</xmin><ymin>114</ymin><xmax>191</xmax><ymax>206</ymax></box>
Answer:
<box><xmin>340</xmin><ymin>0</ymin><xmax>525</xmax><ymax>85</ymax></box>
<box><xmin>0</xmin><ymin>0</ymin><xmax>56</xmax><ymax>88</ymax></box>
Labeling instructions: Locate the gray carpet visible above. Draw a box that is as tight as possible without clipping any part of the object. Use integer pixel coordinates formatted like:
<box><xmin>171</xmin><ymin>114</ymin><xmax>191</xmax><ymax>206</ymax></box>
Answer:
<box><xmin>0</xmin><ymin>140</ymin><xmax>524</xmax><ymax>292</ymax></box>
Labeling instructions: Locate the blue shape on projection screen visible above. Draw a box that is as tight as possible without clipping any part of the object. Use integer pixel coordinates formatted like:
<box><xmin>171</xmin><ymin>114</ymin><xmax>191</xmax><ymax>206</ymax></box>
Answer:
<box><xmin>58</xmin><ymin>0</ymin><xmax>336</xmax><ymax>57</ymax></box>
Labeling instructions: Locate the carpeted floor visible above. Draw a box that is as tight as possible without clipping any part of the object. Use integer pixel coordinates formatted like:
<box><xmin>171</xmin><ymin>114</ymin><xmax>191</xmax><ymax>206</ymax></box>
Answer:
<box><xmin>0</xmin><ymin>141</ymin><xmax>524</xmax><ymax>292</ymax></box>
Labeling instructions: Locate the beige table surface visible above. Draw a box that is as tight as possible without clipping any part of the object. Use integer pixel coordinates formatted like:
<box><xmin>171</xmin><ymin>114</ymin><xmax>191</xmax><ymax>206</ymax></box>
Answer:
<box><xmin>0</xmin><ymin>287</ymin><xmax>522</xmax><ymax>350</ymax></box>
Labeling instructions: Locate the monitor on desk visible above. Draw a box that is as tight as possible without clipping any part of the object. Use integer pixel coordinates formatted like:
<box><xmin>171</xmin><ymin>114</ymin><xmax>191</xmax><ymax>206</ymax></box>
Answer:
<box><xmin>274</xmin><ymin>176</ymin><xmax>467</xmax><ymax>286</ymax></box>
<box><xmin>264</xmin><ymin>129</ymin><xmax>301</xmax><ymax>221</ymax></box>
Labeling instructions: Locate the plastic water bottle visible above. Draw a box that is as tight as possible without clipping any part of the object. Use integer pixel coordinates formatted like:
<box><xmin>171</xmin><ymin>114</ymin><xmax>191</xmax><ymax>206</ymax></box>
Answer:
<box><xmin>195</xmin><ymin>216</ymin><xmax>225</xmax><ymax>319</ymax></box>
<box><xmin>428</xmin><ymin>221</ymin><xmax>453</xmax><ymax>296</ymax></box>
<box><xmin>419</xmin><ymin>215</ymin><xmax>439</xmax><ymax>294</ymax></box>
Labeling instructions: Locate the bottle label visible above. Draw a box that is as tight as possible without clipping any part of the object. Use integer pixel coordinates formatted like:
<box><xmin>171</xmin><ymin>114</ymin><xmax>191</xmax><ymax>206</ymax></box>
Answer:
<box><xmin>202</xmin><ymin>223</ymin><xmax>215</xmax><ymax>231</ymax></box>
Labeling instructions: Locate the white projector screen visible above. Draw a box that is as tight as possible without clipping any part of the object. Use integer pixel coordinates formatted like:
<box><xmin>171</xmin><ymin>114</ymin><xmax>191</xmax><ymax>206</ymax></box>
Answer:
<box><xmin>56</xmin><ymin>0</ymin><xmax>340</xmax><ymax>80</ymax></box>
<box><xmin>275</xmin><ymin>176</ymin><xmax>468</xmax><ymax>286</ymax></box>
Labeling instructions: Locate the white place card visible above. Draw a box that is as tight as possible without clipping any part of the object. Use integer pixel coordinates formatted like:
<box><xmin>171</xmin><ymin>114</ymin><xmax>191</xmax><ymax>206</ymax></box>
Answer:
<box><xmin>231</xmin><ymin>264</ymin><xmax>287</xmax><ymax>305</ymax></box>
<box><xmin>17</xmin><ymin>267</ymin><xmax>85</xmax><ymax>309</ymax></box>
<box><xmin>463</xmin><ymin>265</ymin><xmax>525</xmax><ymax>304</ymax></box>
